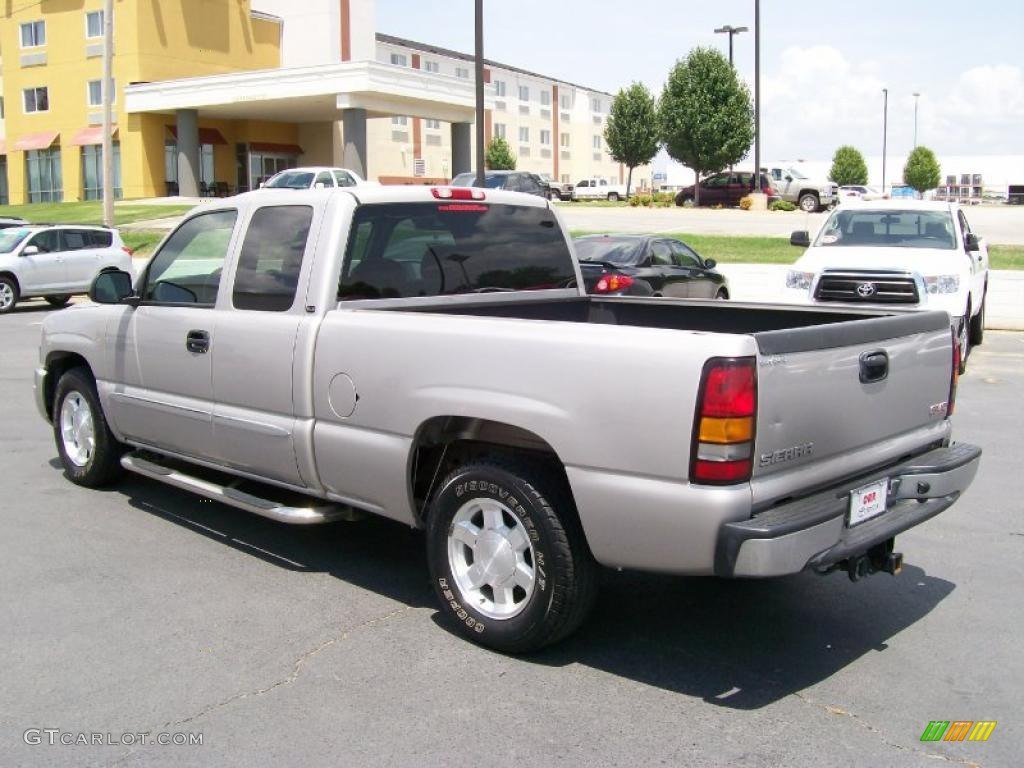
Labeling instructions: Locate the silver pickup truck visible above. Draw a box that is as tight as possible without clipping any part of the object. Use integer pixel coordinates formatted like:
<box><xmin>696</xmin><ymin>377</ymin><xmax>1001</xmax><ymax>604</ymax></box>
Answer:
<box><xmin>34</xmin><ymin>185</ymin><xmax>980</xmax><ymax>652</ymax></box>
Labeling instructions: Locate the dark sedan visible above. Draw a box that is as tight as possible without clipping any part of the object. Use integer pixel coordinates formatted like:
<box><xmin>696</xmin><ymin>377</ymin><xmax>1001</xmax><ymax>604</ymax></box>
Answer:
<box><xmin>574</xmin><ymin>234</ymin><xmax>729</xmax><ymax>298</ymax></box>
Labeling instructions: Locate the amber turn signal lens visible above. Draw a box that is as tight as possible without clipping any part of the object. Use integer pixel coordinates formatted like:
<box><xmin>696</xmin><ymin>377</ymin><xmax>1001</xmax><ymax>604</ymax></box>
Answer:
<box><xmin>699</xmin><ymin>416</ymin><xmax>754</xmax><ymax>444</ymax></box>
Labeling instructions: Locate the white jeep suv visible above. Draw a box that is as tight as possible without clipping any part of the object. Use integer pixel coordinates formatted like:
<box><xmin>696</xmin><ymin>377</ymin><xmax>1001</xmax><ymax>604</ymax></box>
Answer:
<box><xmin>784</xmin><ymin>200</ymin><xmax>989</xmax><ymax>372</ymax></box>
<box><xmin>0</xmin><ymin>224</ymin><xmax>133</xmax><ymax>314</ymax></box>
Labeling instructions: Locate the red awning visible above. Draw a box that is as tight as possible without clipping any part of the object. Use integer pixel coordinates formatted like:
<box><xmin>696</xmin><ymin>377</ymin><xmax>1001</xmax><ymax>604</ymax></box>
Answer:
<box><xmin>166</xmin><ymin>126</ymin><xmax>228</xmax><ymax>145</ymax></box>
<box><xmin>67</xmin><ymin>125</ymin><xmax>119</xmax><ymax>146</ymax></box>
<box><xmin>13</xmin><ymin>130</ymin><xmax>60</xmax><ymax>152</ymax></box>
<box><xmin>248</xmin><ymin>141</ymin><xmax>304</xmax><ymax>155</ymax></box>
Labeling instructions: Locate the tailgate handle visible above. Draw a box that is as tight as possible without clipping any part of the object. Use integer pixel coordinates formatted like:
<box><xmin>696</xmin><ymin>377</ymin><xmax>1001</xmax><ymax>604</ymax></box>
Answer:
<box><xmin>859</xmin><ymin>350</ymin><xmax>889</xmax><ymax>383</ymax></box>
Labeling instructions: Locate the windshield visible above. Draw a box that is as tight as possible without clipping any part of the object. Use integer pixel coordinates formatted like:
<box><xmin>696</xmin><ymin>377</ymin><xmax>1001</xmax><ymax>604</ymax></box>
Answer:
<box><xmin>815</xmin><ymin>209</ymin><xmax>957</xmax><ymax>249</ymax></box>
<box><xmin>451</xmin><ymin>173</ymin><xmax>508</xmax><ymax>189</ymax></box>
<box><xmin>0</xmin><ymin>229</ymin><xmax>31</xmax><ymax>253</ymax></box>
<box><xmin>575</xmin><ymin>238</ymin><xmax>645</xmax><ymax>266</ymax></box>
<box><xmin>265</xmin><ymin>171</ymin><xmax>315</xmax><ymax>189</ymax></box>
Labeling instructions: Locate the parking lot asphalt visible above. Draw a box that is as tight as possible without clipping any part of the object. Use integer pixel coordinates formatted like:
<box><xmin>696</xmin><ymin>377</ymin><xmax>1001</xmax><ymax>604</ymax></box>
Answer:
<box><xmin>1</xmin><ymin>307</ymin><xmax>1021</xmax><ymax>768</ymax></box>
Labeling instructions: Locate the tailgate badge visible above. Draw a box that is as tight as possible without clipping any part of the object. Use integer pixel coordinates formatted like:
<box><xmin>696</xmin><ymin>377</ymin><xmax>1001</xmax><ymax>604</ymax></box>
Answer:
<box><xmin>759</xmin><ymin>442</ymin><xmax>814</xmax><ymax>467</ymax></box>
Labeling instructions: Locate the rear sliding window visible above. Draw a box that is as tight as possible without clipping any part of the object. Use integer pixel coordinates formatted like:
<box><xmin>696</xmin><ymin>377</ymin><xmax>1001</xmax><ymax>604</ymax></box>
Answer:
<box><xmin>338</xmin><ymin>202</ymin><xmax>574</xmax><ymax>300</ymax></box>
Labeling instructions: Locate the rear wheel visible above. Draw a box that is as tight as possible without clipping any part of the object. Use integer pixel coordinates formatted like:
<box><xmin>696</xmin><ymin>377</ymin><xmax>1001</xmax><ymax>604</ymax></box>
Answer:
<box><xmin>426</xmin><ymin>457</ymin><xmax>598</xmax><ymax>653</ymax></box>
<box><xmin>715</xmin><ymin>289</ymin><xmax>729</xmax><ymax>300</ymax></box>
<box><xmin>957</xmin><ymin>305</ymin><xmax>971</xmax><ymax>375</ymax></box>
<box><xmin>45</xmin><ymin>294</ymin><xmax>72</xmax><ymax>308</ymax></box>
<box><xmin>607</xmin><ymin>192</ymin><xmax>620</xmax><ymax>202</ymax></box>
<box><xmin>969</xmin><ymin>291</ymin><xmax>986</xmax><ymax>346</ymax></box>
<box><xmin>677</xmin><ymin>196</ymin><xmax>694</xmax><ymax>208</ymax></box>
<box><xmin>53</xmin><ymin>368</ymin><xmax>125</xmax><ymax>487</ymax></box>
<box><xmin>798</xmin><ymin>192</ymin><xmax>820</xmax><ymax>213</ymax></box>
<box><xmin>0</xmin><ymin>276</ymin><xmax>19</xmax><ymax>314</ymax></box>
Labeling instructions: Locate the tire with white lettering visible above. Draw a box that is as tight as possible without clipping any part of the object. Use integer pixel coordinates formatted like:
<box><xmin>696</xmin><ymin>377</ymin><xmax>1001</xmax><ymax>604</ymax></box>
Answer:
<box><xmin>426</xmin><ymin>458</ymin><xmax>598</xmax><ymax>653</ymax></box>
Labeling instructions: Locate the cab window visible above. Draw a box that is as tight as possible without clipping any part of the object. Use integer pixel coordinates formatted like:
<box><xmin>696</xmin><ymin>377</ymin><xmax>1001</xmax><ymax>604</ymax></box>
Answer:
<box><xmin>143</xmin><ymin>210</ymin><xmax>237</xmax><ymax>305</ymax></box>
<box><xmin>233</xmin><ymin>206</ymin><xmax>313</xmax><ymax>312</ymax></box>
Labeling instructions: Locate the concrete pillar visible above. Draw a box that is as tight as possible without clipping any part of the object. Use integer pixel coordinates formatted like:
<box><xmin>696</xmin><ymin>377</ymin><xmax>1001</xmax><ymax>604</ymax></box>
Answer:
<box><xmin>342</xmin><ymin>109</ymin><xmax>367</xmax><ymax>180</ymax></box>
<box><xmin>451</xmin><ymin>122</ymin><xmax>472</xmax><ymax>178</ymax></box>
<box><xmin>176</xmin><ymin>109</ymin><xmax>200</xmax><ymax>197</ymax></box>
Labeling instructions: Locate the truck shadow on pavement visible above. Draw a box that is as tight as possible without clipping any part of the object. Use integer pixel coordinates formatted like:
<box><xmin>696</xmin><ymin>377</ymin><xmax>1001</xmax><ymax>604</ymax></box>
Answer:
<box><xmin>108</xmin><ymin>472</ymin><xmax>955</xmax><ymax>710</ymax></box>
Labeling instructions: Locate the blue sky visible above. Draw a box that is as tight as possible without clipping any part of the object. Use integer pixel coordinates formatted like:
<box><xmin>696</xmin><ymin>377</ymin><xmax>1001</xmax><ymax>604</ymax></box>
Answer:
<box><xmin>375</xmin><ymin>0</ymin><xmax>1024</xmax><ymax>164</ymax></box>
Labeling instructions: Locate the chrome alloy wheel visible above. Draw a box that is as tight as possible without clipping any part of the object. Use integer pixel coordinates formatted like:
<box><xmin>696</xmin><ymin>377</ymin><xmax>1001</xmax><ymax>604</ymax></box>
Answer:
<box><xmin>0</xmin><ymin>282</ymin><xmax>14</xmax><ymax>311</ymax></box>
<box><xmin>447</xmin><ymin>497</ymin><xmax>536</xmax><ymax>620</ymax></box>
<box><xmin>60</xmin><ymin>391</ymin><xmax>96</xmax><ymax>467</ymax></box>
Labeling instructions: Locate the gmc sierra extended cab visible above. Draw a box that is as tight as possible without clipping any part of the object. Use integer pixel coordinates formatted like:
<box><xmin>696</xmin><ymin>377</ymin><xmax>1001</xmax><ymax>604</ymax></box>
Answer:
<box><xmin>34</xmin><ymin>185</ymin><xmax>981</xmax><ymax>653</ymax></box>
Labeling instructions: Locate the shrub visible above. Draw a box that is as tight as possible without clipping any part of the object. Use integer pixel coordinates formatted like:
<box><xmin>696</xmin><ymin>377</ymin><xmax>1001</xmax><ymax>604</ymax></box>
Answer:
<box><xmin>658</xmin><ymin>198</ymin><xmax>673</xmax><ymax>208</ymax></box>
<box><xmin>739</xmin><ymin>196</ymin><xmax>753</xmax><ymax>210</ymax></box>
<box><xmin>770</xmin><ymin>200</ymin><xmax>797</xmax><ymax>211</ymax></box>
<box><xmin>628</xmin><ymin>195</ymin><xmax>641</xmax><ymax>207</ymax></box>
<box><xmin>638</xmin><ymin>194</ymin><xmax>653</xmax><ymax>207</ymax></box>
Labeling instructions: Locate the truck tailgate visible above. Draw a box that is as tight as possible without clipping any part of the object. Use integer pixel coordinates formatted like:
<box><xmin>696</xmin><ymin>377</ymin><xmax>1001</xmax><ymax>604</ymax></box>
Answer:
<box><xmin>750</xmin><ymin>311</ymin><xmax>954</xmax><ymax>507</ymax></box>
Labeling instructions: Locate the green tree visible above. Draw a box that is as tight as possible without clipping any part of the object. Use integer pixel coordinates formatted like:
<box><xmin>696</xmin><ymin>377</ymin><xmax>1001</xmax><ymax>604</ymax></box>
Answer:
<box><xmin>605</xmin><ymin>83</ymin><xmax>660</xmax><ymax>200</ymax></box>
<box><xmin>658</xmin><ymin>47</ymin><xmax>753</xmax><ymax>205</ymax></box>
<box><xmin>903</xmin><ymin>146</ymin><xmax>941</xmax><ymax>197</ymax></box>
<box><xmin>828</xmin><ymin>145</ymin><xmax>869</xmax><ymax>186</ymax></box>
<box><xmin>485</xmin><ymin>137</ymin><xmax>516</xmax><ymax>171</ymax></box>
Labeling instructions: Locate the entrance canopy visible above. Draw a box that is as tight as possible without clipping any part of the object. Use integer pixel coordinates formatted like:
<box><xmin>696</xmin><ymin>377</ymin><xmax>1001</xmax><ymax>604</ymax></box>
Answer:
<box><xmin>125</xmin><ymin>60</ymin><xmax>478</xmax><ymax>124</ymax></box>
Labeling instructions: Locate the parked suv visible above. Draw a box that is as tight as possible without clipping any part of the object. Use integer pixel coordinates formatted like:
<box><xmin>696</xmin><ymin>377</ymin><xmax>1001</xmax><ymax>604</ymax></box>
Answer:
<box><xmin>0</xmin><ymin>224</ymin><xmax>133</xmax><ymax>314</ymax></box>
<box><xmin>674</xmin><ymin>171</ymin><xmax>777</xmax><ymax>207</ymax></box>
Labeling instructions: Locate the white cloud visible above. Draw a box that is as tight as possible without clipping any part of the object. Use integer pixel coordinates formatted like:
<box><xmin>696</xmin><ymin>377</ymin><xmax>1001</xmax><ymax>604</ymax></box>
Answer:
<box><xmin>931</xmin><ymin>64</ymin><xmax>1024</xmax><ymax>152</ymax></box>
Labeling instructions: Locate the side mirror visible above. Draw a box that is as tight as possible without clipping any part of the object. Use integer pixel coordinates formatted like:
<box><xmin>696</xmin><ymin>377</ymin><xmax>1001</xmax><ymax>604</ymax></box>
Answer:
<box><xmin>89</xmin><ymin>270</ymin><xmax>136</xmax><ymax>305</ymax></box>
<box><xmin>965</xmin><ymin>233</ymin><xmax>980</xmax><ymax>252</ymax></box>
<box><xmin>703</xmin><ymin>257</ymin><xmax>717</xmax><ymax>269</ymax></box>
<box><xmin>21</xmin><ymin>245</ymin><xmax>40</xmax><ymax>256</ymax></box>
<box><xmin>790</xmin><ymin>230</ymin><xmax>811</xmax><ymax>248</ymax></box>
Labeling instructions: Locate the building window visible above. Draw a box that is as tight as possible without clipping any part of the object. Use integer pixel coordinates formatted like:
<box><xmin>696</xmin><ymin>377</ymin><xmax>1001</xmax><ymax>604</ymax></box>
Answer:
<box><xmin>392</xmin><ymin>116</ymin><xmax>408</xmax><ymax>126</ymax></box>
<box><xmin>561</xmin><ymin>174</ymin><xmax>570</xmax><ymax>184</ymax></box>
<box><xmin>519</xmin><ymin>147</ymin><xmax>530</xmax><ymax>158</ymax></box>
<box><xmin>85</xmin><ymin>10</ymin><xmax>104</xmax><ymax>38</ymax></box>
<box><xmin>593</xmin><ymin>135</ymin><xmax>602</xmax><ymax>149</ymax></box>
<box><xmin>518</xmin><ymin>126</ymin><xmax>529</xmax><ymax>143</ymax></box>
<box><xmin>26</xmin><ymin>147</ymin><xmax>62</xmax><ymax>203</ymax></box>
<box><xmin>540</xmin><ymin>91</ymin><xmax>551</xmax><ymax>106</ymax></box>
<box><xmin>87</xmin><ymin>79</ymin><xmax>115</xmax><ymax>107</ymax></box>
<box><xmin>424</xmin><ymin>118</ymin><xmax>441</xmax><ymax>130</ymax></box>
<box><xmin>560</xmin><ymin>93</ymin><xmax>572</xmax><ymax>110</ymax></box>
<box><xmin>82</xmin><ymin>143</ymin><xmax>122</xmax><ymax>200</ymax></box>
<box><xmin>592</xmin><ymin>97</ymin><xmax>602</xmax><ymax>113</ymax></box>
<box><xmin>518</xmin><ymin>85</ymin><xmax>529</xmax><ymax>101</ymax></box>
<box><xmin>423</xmin><ymin>60</ymin><xmax>439</xmax><ymax>73</ymax></box>
<box><xmin>540</xmin><ymin>130</ymin><xmax>551</xmax><ymax>146</ymax></box>
<box><xmin>390</xmin><ymin>53</ymin><xmax>408</xmax><ymax>67</ymax></box>
<box><xmin>560</xmin><ymin>133</ymin><xmax>570</xmax><ymax>148</ymax></box>
<box><xmin>165</xmin><ymin>143</ymin><xmax>217</xmax><ymax>187</ymax></box>
<box><xmin>493</xmin><ymin>123</ymin><xmax>506</xmax><ymax>139</ymax></box>
<box><xmin>455</xmin><ymin>66</ymin><xmax>469</xmax><ymax>79</ymax></box>
<box><xmin>20</xmin><ymin>20</ymin><xmax>46</xmax><ymax>48</ymax></box>
<box><xmin>23</xmin><ymin>87</ymin><xmax>49</xmax><ymax>114</ymax></box>
<box><xmin>494</xmin><ymin>80</ymin><xmax>506</xmax><ymax>97</ymax></box>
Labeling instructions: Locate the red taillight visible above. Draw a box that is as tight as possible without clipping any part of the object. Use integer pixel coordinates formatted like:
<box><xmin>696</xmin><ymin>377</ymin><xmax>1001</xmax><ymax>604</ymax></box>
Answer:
<box><xmin>432</xmin><ymin>187</ymin><xmax>485</xmax><ymax>200</ymax></box>
<box><xmin>121</xmin><ymin>246</ymin><xmax>134</xmax><ymax>256</ymax></box>
<box><xmin>593</xmin><ymin>274</ymin><xmax>634</xmax><ymax>294</ymax></box>
<box><xmin>948</xmin><ymin>327</ymin><xmax>960</xmax><ymax>417</ymax></box>
<box><xmin>691</xmin><ymin>358</ymin><xmax>757</xmax><ymax>485</ymax></box>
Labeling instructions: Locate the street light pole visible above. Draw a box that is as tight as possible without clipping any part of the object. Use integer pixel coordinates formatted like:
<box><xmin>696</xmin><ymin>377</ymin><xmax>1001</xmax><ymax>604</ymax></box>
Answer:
<box><xmin>102</xmin><ymin>0</ymin><xmax>114</xmax><ymax>225</ymax></box>
<box><xmin>881</xmin><ymin>88</ymin><xmax>888</xmax><ymax>193</ymax></box>
<box><xmin>474</xmin><ymin>0</ymin><xmax>485</xmax><ymax>187</ymax></box>
<box><xmin>713</xmin><ymin>24</ymin><xmax>748</xmax><ymax>67</ymax></box>
<box><xmin>913</xmin><ymin>91</ymin><xmax>920</xmax><ymax>148</ymax></box>
<box><xmin>753</xmin><ymin>0</ymin><xmax>760</xmax><ymax>194</ymax></box>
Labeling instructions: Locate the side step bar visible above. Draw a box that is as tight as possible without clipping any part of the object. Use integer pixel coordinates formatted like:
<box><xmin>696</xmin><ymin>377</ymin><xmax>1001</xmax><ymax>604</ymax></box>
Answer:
<box><xmin>121</xmin><ymin>453</ymin><xmax>360</xmax><ymax>525</ymax></box>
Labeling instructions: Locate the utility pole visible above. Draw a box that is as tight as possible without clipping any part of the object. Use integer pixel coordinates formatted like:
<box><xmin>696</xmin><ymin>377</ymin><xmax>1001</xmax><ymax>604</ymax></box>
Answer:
<box><xmin>102</xmin><ymin>0</ymin><xmax>114</xmax><ymax>225</ymax></box>
<box><xmin>753</xmin><ymin>0</ymin><xmax>760</xmax><ymax>194</ymax></box>
<box><xmin>474</xmin><ymin>0</ymin><xmax>485</xmax><ymax>187</ymax></box>
<box><xmin>713</xmin><ymin>24</ymin><xmax>748</xmax><ymax>67</ymax></box>
<box><xmin>913</xmin><ymin>91</ymin><xmax>920</xmax><ymax>148</ymax></box>
<box><xmin>881</xmin><ymin>88</ymin><xmax>888</xmax><ymax>193</ymax></box>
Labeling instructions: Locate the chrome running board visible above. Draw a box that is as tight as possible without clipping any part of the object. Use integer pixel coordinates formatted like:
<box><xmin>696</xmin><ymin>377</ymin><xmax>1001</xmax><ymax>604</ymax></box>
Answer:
<box><xmin>121</xmin><ymin>453</ymin><xmax>362</xmax><ymax>525</ymax></box>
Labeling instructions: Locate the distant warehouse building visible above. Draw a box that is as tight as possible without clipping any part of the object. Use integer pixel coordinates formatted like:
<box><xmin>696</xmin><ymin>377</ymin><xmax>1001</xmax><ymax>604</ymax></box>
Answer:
<box><xmin>0</xmin><ymin>0</ymin><xmax>637</xmax><ymax>205</ymax></box>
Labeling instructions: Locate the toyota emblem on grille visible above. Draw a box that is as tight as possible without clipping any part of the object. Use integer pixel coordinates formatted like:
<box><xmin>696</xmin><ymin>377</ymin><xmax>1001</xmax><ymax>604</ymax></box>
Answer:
<box><xmin>856</xmin><ymin>282</ymin><xmax>876</xmax><ymax>297</ymax></box>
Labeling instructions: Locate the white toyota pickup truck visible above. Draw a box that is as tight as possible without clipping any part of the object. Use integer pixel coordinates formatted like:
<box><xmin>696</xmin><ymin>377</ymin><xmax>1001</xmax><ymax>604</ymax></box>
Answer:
<box><xmin>34</xmin><ymin>186</ymin><xmax>980</xmax><ymax>652</ymax></box>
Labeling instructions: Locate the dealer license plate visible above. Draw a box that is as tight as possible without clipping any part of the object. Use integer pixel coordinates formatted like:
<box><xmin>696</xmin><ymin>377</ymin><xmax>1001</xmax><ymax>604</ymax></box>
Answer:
<box><xmin>848</xmin><ymin>478</ymin><xmax>888</xmax><ymax>527</ymax></box>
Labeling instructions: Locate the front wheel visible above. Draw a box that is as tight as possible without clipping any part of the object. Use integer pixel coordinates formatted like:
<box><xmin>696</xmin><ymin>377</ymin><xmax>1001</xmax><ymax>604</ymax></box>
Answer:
<box><xmin>426</xmin><ymin>458</ymin><xmax>598</xmax><ymax>653</ymax></box>
<box><xmin>677</xmin><ymin>196</ymin><xmax>694</xmax><ymax>208</ymax></box>
<box><xmin>607</xmin><ymin>192</ymin><xmax>620</xmax><ymax>202</ymax></box>
<box><xmin>53</xmin><ymin>368</ymin><xmax>125</xmax><ymax>487</ymax></box>
<box><xmin>798</xmin><ymin>193</ymin><xmax>820</xmax><ymax>213</ymax></box>
<box><xmin>45</xmin><ymin>294</ymin><xmax>72</xmax><ymax>307</ymax></box>
<box><xmin>715</xmin><ymin>289</ymin><xmax>729</xmax><ymax>300</ymax></box>
<box><xmin>0</xmin><ymin>276</ymin><xmax>19</xmax><ymax>314</ymax></box>
<box><xmin>548</xmin><ymin>190</ymin><xmax>561</xmax><ymax>202</ymax></box>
